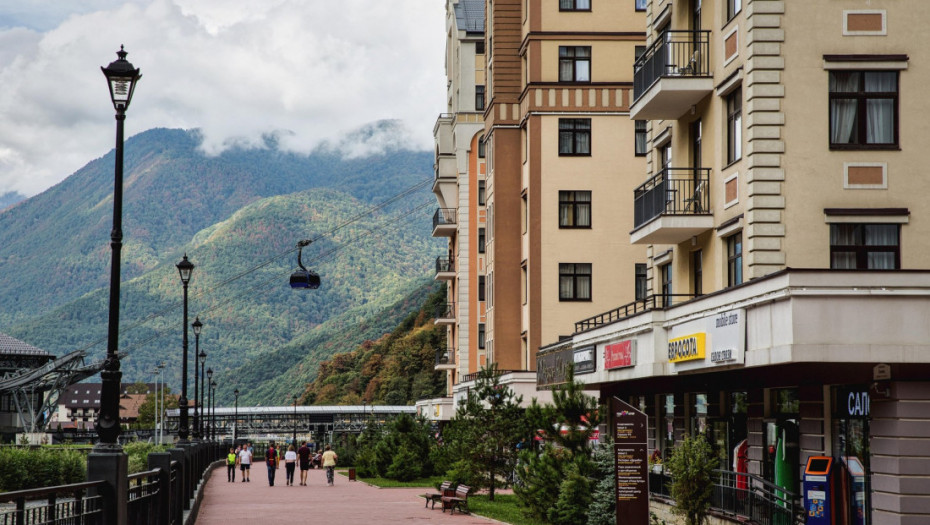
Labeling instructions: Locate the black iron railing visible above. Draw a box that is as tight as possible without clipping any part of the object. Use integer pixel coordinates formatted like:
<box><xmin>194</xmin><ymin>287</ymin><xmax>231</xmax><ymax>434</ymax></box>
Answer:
<box><xmin>0</xmin><ymin>480</ymin><xmax>105</xmax><ymax>525</ymax></box>
<box><xmin>633</xmin><ymin>167</ymin><xmax>710</xmax><ymax>229</ymax></box>
<box><xmin>649</xmin><ymin>469</ymin><xmax>801</xmax><ymax>525</ymax></box>
<box><xmin>574</xmin><ymin>294</ymin><xmax>696</xmax><ymax>333</ymax></box>
<box><xmin>435</xmin><ymin>256</ymin><xmax>454</xmax><ymax>274</ymax></box>
<box><xmin>433</xmin><ymin>208</ymin><xmax>457</xmax><ymax>230</ymax></box>
<box><xmin>460</xmin><ymin>370</ymin><xmax>523</xmax><ymax>384</ymax></box>
<box><xmin>435</xmin><ymin>348</ymin><xmax>455</xmax><ymax>366</ymax></box>
<box><xmin>127</xmin><ymin>468</ymin><xmax>161</xmax><ymax>525</ymax></box>
<box><xmin>634</xmin><ymin>30</ymin><xmax>711</xmax><ymax>101</ymax></box>
<box><xmin>434</xmin><ymin>302</ymin><xmax>455</xmax><ymax>320</ymax></box>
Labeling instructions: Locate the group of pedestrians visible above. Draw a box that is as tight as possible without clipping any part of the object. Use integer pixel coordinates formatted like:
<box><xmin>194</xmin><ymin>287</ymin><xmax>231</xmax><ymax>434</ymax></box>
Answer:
<box><xmin>225</xmin><ymin>441</ymin><xmax>337</xmax><ymax>487</ymax></box>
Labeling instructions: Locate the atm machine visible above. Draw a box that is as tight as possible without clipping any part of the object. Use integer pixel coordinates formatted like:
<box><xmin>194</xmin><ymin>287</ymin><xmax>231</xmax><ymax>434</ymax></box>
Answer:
<box><xmin>803</xmin><ymin>456</ymin><xmax>836</xmax><ymax>525</ymax></box>
<box><xmin>840</xmin><ymin>456</ymin><xmax>866</xmax><ymax>525</ymax></box>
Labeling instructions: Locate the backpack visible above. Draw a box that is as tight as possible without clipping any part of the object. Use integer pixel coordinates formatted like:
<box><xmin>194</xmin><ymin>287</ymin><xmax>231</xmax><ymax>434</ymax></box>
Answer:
<box><xmin>266</xmin><ymin>447</ymin><xmax>277</xmax><ymax>465</ymax></box>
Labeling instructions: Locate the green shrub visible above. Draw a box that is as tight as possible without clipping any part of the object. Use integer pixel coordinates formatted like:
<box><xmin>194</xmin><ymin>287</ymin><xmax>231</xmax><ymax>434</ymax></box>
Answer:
<box><xmin>665</xmin><ymin>434</ymin><xmax>718</xmax><ymax>525</ymax></box>
<box><xmin>0</xmin><ymin>446</ymin><xmax>88</xmax><ymax>492</ymax></box>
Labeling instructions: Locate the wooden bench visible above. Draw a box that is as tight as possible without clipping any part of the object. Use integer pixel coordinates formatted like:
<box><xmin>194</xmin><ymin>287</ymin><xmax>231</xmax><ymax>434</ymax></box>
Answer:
<box><xmin>441</xmin><ymin>484</ymin><xmax>471</xmax><ymax>514</ymax></box>
<box><xmin>420</xmin><ymin>481</ymin><xmax>454</xmax><ymax>509</ymax></box>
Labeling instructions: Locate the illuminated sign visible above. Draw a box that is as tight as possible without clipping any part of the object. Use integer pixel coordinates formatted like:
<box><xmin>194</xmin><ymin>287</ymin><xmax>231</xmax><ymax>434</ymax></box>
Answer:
<box><xmin>574</xmin><ymin>346</ymin><xmax>595</xmax><ymax>374</ymax></box>
<box><xmin>667</xmin><ymin>333</ymin><xmax>706</xmax><ymax>363</ymax></box>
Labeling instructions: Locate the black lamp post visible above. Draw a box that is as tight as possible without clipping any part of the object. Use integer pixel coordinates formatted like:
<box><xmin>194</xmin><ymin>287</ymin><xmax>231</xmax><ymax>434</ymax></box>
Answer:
<box><xmin>176</xmin><ymin>254</ymin><xmax>194</xmax><ymax>444</ymax></box>
<box><xmin>292</xmin><ymin>395</ymin><xmax>298</xmax><ymax>445</ymax></box>
<box><xmin>199</xmin><ymin>350</ymin><xmax>207</xmax><ymax>439</ymax></box>
<box><xmin>191</xmin><ymin>317</ymin><xmax>202</xmax><ymax>440</ymax></box>
<box><xmin>233</xmin><ymin>389</ymin><xmax>239</xmax><ymax>444</ymax></box>
<box><xmin>210</xmin><ymin>380</ymin><xmax>217</xmax><ymax>441</ymax></box>
<box><xmin>96</xmin><ymin>46</ymin><xmax>141</xmax><ymax>449</ymax></box>
<box><xmin>206</xmin><ymin>368</ymin><xmax>213</xmax><ymax>440</ymax></box>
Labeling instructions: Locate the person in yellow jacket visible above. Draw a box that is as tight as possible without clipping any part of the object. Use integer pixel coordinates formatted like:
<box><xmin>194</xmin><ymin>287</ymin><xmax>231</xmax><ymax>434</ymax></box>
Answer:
<box><xmin>322</xmin><ymin>445</ymin><xmax>338</xmax><ymax>486</ymax></box>
<box><xmin>227</xmin><ymin>447</ymin><xmax>238</xmax><ymax>482</ymax></box>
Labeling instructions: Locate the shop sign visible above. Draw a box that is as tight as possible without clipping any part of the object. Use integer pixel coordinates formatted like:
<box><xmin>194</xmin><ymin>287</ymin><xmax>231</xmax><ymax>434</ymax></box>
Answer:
<box><xmin>611</xmin><ymin>397</ymin><xmax>648</xmax><ymax>525</ymax></box>
<box><xmin>574</xmin><ymin>346</ymin><xmax>595</xmax><ymax>374</ymax></box>
<box><xmin>604</xmin><ymin>340</ymin><xmax>635</xmax><ymax>369</ymax></box>
<box><xmin>668</xmin><ymin>333</ymin><xmax>706</xmax><ymax>363</ymax></box>
<box><xmin>537</xmin><ymin>346</ymin><xmax>573</xmax><ymax>388</ymax></box>
<box><xmin>668</xmin><ymin>308</ymin><xmax>745</xmax><ymax>372</ymax></box>
<box><xmin>835</xmin><ymin>387</ymin><xmax>870</xmax><ymax>418</ymax></box>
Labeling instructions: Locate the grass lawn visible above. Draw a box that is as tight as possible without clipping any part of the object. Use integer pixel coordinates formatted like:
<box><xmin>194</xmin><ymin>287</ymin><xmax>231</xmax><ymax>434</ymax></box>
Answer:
<box><xmin>468</xmin><ymin>494</ymin><xmax>536</xmax><ymax>525</ymax></box>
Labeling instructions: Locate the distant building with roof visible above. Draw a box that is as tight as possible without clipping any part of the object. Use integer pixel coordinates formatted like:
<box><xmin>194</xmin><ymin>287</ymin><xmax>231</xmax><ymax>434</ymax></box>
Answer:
<box><xmin>0</xmin><ymin>333</ymin><xmax>54</xmax><ymax>438</ymax></box>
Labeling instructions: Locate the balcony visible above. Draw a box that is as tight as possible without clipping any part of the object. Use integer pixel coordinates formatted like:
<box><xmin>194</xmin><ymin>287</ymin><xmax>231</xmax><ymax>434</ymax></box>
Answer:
<box><xmin>435</xmin><ymin>348</ymin><xmax>456</xmax><ymax>370</ymax></box>
<box><xmin>631</xmin><ymin>31</ymin><xmax>713</xmax><ymax>120</ymax></box>
<box><xmin>434</xmin><ymin>302</ymin><xmax>455</xmax><ymax>326</ymax></box>
<box><xmin>631</xmin><ymin>167</ymin><xmax>713</xmax><ymax>245</ymax></box>
<box><xmin>432</xmin><ymin>208</ymin><xmax>457</xmax><ymax>237</ymax></box>
<box><xmin>435</xmin><ymin>256</ymin><xmax>455</xmax><ymax>281</ymax></box>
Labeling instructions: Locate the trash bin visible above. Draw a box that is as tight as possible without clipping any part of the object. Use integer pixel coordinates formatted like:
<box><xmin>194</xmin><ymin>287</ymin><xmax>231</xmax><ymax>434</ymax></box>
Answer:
<box><xmin>348</xmin><ymin>468</ymin><xmax>356</xmax><ymax>481</ymax></box>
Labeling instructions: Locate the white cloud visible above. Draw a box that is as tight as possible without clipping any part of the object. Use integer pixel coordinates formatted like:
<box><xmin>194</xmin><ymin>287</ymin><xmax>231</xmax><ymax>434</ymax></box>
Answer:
<box><xmin>0</xmin><ymin>0</ymin><xmax>446</xmax><ymax>196</ymax></box>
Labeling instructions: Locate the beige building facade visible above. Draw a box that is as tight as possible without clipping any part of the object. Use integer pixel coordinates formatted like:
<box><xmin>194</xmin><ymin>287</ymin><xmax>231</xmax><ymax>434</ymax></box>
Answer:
<box><xmin>538</xmin><ymin>1</ymin><xmax>930</xmax><ymax>524</ymax></box>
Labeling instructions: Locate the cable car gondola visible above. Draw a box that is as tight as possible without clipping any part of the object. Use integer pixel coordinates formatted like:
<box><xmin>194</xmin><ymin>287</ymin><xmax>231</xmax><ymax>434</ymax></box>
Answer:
<box><xmin>290</xmin><ymin>239</ymin><xmax>321</xmax><ymax>289</ymax></box>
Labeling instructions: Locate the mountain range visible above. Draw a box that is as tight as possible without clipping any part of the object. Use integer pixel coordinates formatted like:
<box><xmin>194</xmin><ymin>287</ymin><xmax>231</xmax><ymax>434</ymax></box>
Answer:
<box><xmin>0</xmin><ymin>122</ymin><xmax>444</xmax><ymax>405</ymax></box>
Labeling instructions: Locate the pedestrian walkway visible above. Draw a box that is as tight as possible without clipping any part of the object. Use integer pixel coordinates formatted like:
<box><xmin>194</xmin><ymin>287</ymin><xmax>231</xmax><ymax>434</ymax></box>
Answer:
<box><xmin>196</xmin><ymin>467</ymin><xmax>499</xmax><ymax>524</ymax></box>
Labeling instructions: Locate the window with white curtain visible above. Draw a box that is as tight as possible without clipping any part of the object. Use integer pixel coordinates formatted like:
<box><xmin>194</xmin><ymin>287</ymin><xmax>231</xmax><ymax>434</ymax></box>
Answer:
<box><xmin>635</xmin><ymin>120</ymin><xmax>647</xmax><ymax>156</ymax></box>
<box><xmin>727</xmin><ymin>87</ymin><xmax>742</xmax><ymax>163</ymax></box>
<box><xmin>559</xmin><ymin>118</ymin><xmax>591</xmax><ymax>155</ymax></box>
<box><xmin>559</xmin><ymin>46</ymin><xmax>591</xmax><ymax>82</ymax></box>
<box><xmin>559</xmin><ymin>263</ymin><xmax>592</xmax><ymax>301</ymax></box>
<box><xmin>561</xmin><ymin>0</ymin><xmax>591</xmax><ymax>10</ymax></box>
<box><xmin>830</xmin><ymin>223</ymin><xmax>900</xmax><ymax>269</ymax></box>
<box><xmin>829</xmin><ymin>71</ymin><xmax>898</xmax><ymax>148</ymax></box>
<box><xmin>558</xmin><ymin>190</ymin><xmax>592</xmax><ymax>228</ymax></box>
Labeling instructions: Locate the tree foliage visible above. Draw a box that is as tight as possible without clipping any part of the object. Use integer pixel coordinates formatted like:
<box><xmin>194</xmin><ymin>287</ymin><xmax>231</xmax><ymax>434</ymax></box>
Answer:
<box><xmin>355</xmin><ymin>413</ymin><xmax>435</xmax><ymax>481</ymax></box>
<box><xmin>665</xmin><ymin>434</ymin><xmax>719</xmax><ymax>525</ymax></box>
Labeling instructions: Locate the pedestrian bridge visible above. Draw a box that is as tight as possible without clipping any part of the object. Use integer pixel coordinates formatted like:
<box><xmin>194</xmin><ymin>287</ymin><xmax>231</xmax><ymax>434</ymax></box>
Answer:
<box><xmin>165</xmin><ymin>405</ymin><xmax>416</xmax><ymax>441</ymax></box>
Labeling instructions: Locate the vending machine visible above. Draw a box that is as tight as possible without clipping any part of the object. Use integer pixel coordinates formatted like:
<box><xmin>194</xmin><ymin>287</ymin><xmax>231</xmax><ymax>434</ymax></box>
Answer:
<box><xmin>803</xmin><ymin>456</ymin><xmax>836</xmax><ymax>525</ymax></box>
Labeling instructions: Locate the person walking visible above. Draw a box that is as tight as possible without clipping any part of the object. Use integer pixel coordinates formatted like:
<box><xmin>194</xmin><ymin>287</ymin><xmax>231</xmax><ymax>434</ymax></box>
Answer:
<box><xmin>322</xmin><ymin>444</ymin><xmax>338</xmax><ymax>486</ymax></box>
<box><xmin>266</xmin><ymin>442</ymin><xmax>279</xmax><ymax>486</ymax></box>
<box><xmin>226</xmin><ymin>447</ymin><xmax>238</xmax><ymax>482</ymax></box>
<box><xmin>238</xmin><ymin>443</ymin><xmax>252</xmax><ymax>482</ymax></box>
<box><xmin>284</xmin><ymin>444</ymin><xmax>297</xmax><ymax>486</ymax></box>
<box><xmin>297</xmin><ymin>441</ymin><xmax>312</xmax><ymax>486</ymax></box>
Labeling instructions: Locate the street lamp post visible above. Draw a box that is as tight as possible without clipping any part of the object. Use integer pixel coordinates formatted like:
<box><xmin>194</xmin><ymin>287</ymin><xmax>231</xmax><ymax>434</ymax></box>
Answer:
<box><xmin>152</xmin><ymin>367</ymin><xmax>160</xmax><ymax>444</ymax></box>
<box><xmin>176</xmin><ymin>255</ymin><xmax>194</xmax><ymax>444</ymax></box>
<box><xmin>233</xmin><ymin>389</ymin><xmax>239</xmax><ymax>444</ymax></box>
<box><xmin>199</xmin><ymin>352</ymin><xmax>207</xmax><ymax>439</ymax></box>
<box><xmin>292</xmin><ymin>395</ymin><xmax>298</xmax><ymax>445</ymax></box>
<box><xmin>192</xmin><ymin>317</ymin><xmax>202</xmax><ymax>440</ymax></box>
<box><xmin>206</xmin><ymin>368</ymin><xmax>213</xmax><ymax>440</ymax></box>
<box><xmin>210</xmin><ymin>380</ymin><xmax>217</xmax><ymax>441</ymax></box>
<box><xmin>159</xmin><ymin>362</ymin><xmax>166</xmax><ymax>444</ymax></box>
<box><xmin>96</xmin><ymin>46</ymin><xmax>141</xmax><ymax>449</ymax></box>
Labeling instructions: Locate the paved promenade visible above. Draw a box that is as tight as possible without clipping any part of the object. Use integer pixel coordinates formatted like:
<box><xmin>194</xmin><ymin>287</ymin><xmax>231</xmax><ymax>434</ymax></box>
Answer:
<box><xmin>195</xmin><ymin>467</ymin><xmax>499</xmax><ymax>524</ymax></box>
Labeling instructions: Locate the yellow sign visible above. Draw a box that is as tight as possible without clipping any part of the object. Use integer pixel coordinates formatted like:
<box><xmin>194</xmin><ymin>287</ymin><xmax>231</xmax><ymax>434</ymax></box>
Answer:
<box><xmin>668</xmin><ymin>333</ymin><xmax>706</xmax><ymax>363</ymax></box>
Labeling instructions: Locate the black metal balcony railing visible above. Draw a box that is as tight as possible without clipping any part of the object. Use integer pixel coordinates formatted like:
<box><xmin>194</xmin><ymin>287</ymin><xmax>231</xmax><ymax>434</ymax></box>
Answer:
<box><xmin>574</xmin><ymin>293</ymin><xmax>696</xmax><ymax>333</ymax></box>
<box><xmin>434</xmin><ymin>302</ymin><xmax>455</xmax><ymax>320</ymax></box>
<box><xmin>649</xmin><ymin>469</ymin><xmax>800</xmax><ymax>525</ymax></box>
<box><xmin>435</xmin><ymin>256</ymin><xmax>454</xmax><ymax>274</ymax></box>
<box><xmin>435</xmin><ymin>348</ymin><xmax>455</xmax><ymax>366</ymax></box>
<box><xmin>633</xmin><ymin>30</ymin><xmax>711</xmax><ymax>101</ymax></box>
<box><xmin>460</xmin><ymin>370</ymin><xmax>523</xmax><ymax>384</ymax></box>
<box><xmin>633</xmin><ymin>167</ymin><xmax>710</xmax><ymax>229</ymax></box>
<box><xmin>433</xmin><ymin>208</ymin><xmax>457</xmax><ymax>230</ymax></box>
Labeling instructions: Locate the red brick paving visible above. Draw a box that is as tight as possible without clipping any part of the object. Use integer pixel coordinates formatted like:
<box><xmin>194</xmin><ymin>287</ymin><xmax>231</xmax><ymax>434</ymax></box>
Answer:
<box><xmin>196</xmin><ymin>467</ymin><xmax>500</xmax><ymax>524</ymax></box>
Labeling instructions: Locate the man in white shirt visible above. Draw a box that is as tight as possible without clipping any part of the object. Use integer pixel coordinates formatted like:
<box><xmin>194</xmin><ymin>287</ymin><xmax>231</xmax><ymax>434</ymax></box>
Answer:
<box><xmin>238</xmin><ymin>443</ymin><xmax>253</xmax><ymax>482</ymax></box>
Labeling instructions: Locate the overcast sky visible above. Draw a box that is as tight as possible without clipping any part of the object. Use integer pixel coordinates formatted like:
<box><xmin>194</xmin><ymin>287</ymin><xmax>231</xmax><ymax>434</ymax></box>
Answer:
<box><xmin>0</xmin><ymin>0</ymin><xmax>447</xmax><ymax>197</ymax></box>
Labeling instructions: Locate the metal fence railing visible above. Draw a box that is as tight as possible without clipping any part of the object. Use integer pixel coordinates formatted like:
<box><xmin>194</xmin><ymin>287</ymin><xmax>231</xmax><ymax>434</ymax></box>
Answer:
<box><xmin>633</xmin><ymin>30</ymin><xmax>711</xmax><ymax>101</ymax></box>
<box><xmin>633</xmin><ymin>167</ymin><xmax>711</xmax><ymax>229</ymax></box>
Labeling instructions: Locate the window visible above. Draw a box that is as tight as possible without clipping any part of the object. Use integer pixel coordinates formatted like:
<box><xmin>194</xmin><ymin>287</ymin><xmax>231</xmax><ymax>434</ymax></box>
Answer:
<box><xmin>829</xmin><ymin>71</ymin><xmax>898</xmax><ymax>149</ymax></box>
<box><xmin>559</xmin><ymin>263</ymin><xmax>592</xmax><ymax>301</ymax></box>
<box><xmin>478</xmin><ymin>135</ymin><xmax>486</xmax><ymax>158</ymax></box>
<box><xmin>830</xmin><ymin>224</ymin><xmax>900</xmax><ymax>269</ymax></box>
<box><xmin>635</xmin><ymin>263</ymin><xmax>647</xmax><ymax>300</ymax></box>
<box><xmin>635</xmin><ymin>0</ymin><xmax>647</xmax><ymax>11</ymax></box>
<box><xmin>476</xmin><ymin>40</ymin><xmax>485</xmax><ymax>55</ymax></box>
<box><xmin>478</xmin><ymin>324</ymin><xmax>486</xmax><ymax>349</ymax></box>
<box><xmin>727</xmin><ymin>0</ymin><xmax>741</xmax><ymax>20</ymax></box>
<box><xmin>478</xmin><ymin>227</ymin><xmax>486</xmax><ymax>253</ymax></box>
<box><xmin>476</xmin><ymin>85</ymin><xmax>485</xmax><ymax>111</ymax></box>
<box><xmin>559</xmin><ymin>118</ymin><xmax>591</xmax><ymax>155</ymax></box>
<box><xmin>559</xmin><ymin>46</ymin><xmax>591</xmax><ymax>82</ymax></box>
<box><xmin>478</xmin><ymin>180</ymin><xmax>486</xmax><ymax>205</ymax></box>
<box><xmin>558</xmin><ymin>191</ymin><xmax>591</xmax><ymax>228</ymax></box>
<box><xmin>727</xmin><ymin>233</ymin><xmax>743</xmax><ymax>286</ymax></box>
<box><xmin>479</xmin><ymin>275</ymin><xmax>486</xmax><ymax>301</ymax></box>
<box><xmin>635</xmin><ymin>120</ymin><xmax>647</xmax><ymax>156</ymax></box>
<box><xmin>560</xmin><ymin>0</ymin><xmax>591</xmax><ymax>11</ymax></box>
<box><xmin>660</xmin><ymin>263</ymin><xmax>672</xmax><ymax>306</ymax></box>
<box><xmin>727</xmin><ymin>88</ymin><xmax>742</xmax><ymax>163</ymax></box>
<box><xmin>692</xmin><ymin>250</ymin><xmax>703</xmax><ymax>296</ymax></box>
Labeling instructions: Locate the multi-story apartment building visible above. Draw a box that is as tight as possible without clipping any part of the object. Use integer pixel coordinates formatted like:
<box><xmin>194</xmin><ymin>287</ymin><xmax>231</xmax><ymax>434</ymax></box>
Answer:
<box><xmin>538</xmin><ymin>1</ymin><xmax>930</xmax><ymax>523</ymax></box>
<box><xmin>420</xmin><ymin>0</ymin><xmax>489</xmax><ymax>421</ymax></box>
